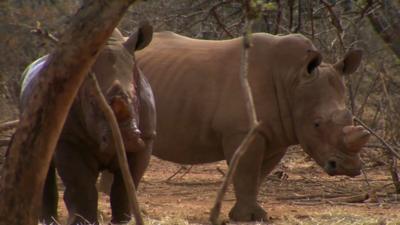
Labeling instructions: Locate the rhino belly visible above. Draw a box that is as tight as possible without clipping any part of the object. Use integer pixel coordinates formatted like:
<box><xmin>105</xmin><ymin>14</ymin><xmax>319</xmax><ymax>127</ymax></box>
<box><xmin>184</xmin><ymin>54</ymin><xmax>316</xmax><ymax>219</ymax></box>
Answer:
<box><xmin>152</xmin><ymin>131</ymin><xmax>224</xmax><ymax>164</ymax></box>
<box><xmin>145</xmin><ymin>74</ymin><xmax>225</xmax><ymax>164</ymax></box>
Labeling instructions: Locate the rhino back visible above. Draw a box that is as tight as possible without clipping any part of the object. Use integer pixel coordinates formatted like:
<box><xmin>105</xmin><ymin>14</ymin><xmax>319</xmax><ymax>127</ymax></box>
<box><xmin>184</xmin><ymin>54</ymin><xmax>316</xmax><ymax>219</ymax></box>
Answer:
<box><xmin>137</xmin><ymin>32</ymin><xmax>283</xmax><ymax>163</ymax></box>
<box><xmin>20</xmin><ymin>55</ymin><xmax>49</xmax><ymax>108</ymax></box>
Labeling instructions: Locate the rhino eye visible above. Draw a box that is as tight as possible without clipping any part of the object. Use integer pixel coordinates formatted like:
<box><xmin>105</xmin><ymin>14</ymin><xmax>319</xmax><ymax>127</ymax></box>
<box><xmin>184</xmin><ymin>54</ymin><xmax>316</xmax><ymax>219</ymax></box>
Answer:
<box><xmin>307</xmin><ymin>69</ymin><xmax>317</xmax><ymax>78</ymax></box>
<box><xmin>313</xmin><ymin>119</ymin><xmax>321</xmax><ymax>128</ymax></box>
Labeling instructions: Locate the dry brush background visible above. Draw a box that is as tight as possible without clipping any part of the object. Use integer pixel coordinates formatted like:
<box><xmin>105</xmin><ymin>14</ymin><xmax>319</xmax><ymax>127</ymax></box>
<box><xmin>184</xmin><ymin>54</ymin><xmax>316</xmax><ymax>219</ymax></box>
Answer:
<box><xmin>1</xmin><ymin>0</ymin><xmax>400</xmax><ymax>224</ymax></box>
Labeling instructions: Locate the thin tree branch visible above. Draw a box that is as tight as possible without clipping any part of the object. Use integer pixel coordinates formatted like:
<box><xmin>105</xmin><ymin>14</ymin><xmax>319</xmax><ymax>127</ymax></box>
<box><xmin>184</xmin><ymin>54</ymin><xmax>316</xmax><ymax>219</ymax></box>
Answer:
<box><xmin>30</xmin><ymin>21</ymin><xmax>150</xmax><ymax>205</ymax></box>
<box><xmin>354</xmin><ymin>117</ymin><xmax>400</xmax><ymax>160</ymax></box>
<box><xmin>320</xmin><ymin>0</ymin><xmax>345</xmax><ymax>51</ymax></box>
<box><xmin>210</xmin><ymin>2</ymin><xmax>261</xmax><ymax>222</ymax></box>
<box><xmin>274</xmin><ymin>0</ymin><xmax>281</xmax><ymax>34</ymax></box>
<box><xmin>89</xmin><ymin>73</ymin><xmax>144</xmax><ymax>225</ymax></box>
<box><xmin>31</xmin><ymin>28</ymin><xmax>59</xmax><ymax>44</ymax></box>
<box><xmin>0</xmin><ymin>120</ymin><xmax>19</xmax><ymax>132</ymax></box>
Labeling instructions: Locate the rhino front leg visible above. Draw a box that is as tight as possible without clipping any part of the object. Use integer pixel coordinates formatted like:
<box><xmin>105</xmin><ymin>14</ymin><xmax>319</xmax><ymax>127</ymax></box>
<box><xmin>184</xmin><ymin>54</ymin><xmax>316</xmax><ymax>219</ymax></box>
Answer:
<box><xmin>260</xmin><ymin>149</ymin><xmax>287</xmax><ymax>180</ymax></box>
<box><xmin>222</xmin><ymin>132</ymin><xmax>267</xmax><ymax>222</ymax></box>
<box><xmin>110</xmin><ymin>147</ymin><xmax>151</xmax><ymax>223</ymax></box>
<box><xmin>41</xmin><ymin>160</ymin><xmax>58</xmax><ymax>225</ymax></box>
<box><xmin>55</xmin><ymin>141</ymin><xmax>100</xmax><ymax>225</ymax></box>
<box><xmin>110</xmin><ymin>170</ymin><xmax>131</xmax><ymax>223</ymax></box>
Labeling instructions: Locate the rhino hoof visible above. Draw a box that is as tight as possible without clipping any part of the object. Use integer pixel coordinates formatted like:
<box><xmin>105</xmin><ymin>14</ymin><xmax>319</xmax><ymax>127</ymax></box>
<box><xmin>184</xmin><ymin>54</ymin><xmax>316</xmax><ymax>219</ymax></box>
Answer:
<box><xmin>229</xmin><ymin>202</ymin><xmax>268</xmax><ymax>222</ymax></box>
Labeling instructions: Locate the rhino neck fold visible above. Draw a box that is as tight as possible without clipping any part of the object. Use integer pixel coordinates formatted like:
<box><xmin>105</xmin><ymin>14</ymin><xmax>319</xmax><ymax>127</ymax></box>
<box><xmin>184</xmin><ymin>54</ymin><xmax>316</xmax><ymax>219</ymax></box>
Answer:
<box><xmin>271</xmin><ymin>70</ymin><xmax>298</xmax><ymax>146</ymax></box>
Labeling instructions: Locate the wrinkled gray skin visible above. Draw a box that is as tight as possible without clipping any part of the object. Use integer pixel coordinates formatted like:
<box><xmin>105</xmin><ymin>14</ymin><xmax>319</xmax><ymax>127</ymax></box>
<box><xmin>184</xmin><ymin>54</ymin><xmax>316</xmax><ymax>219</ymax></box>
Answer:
<box><xmin>19</xmin><ymin>25</ymin><xmax>156</xmax><ymax>225</ymax></box>
<box><xmin>136</xmin><ymin>32</ymin><xmax>370</xmax><ymax>222</ymax></box>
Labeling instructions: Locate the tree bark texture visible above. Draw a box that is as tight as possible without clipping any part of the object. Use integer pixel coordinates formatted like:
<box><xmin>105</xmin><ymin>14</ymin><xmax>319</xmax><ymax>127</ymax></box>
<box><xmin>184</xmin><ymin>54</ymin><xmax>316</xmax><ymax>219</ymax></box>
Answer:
<box><xmin>0</xmin><ymin>1</ymin><xmax>136</xmax><ymax>225</ymax></box>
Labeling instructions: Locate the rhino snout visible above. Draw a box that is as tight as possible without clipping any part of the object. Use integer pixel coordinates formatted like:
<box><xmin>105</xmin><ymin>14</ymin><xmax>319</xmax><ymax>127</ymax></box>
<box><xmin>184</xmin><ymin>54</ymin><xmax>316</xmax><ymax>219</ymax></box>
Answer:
<box><xmin>324</xmin><ymin>158</ymin><xmax>361</xmax><ymax>177</ymax></box>
<box><xmin>120</xmin><ymin>123</ymin><xmax>146</xmax><ymax>152</ymax></box>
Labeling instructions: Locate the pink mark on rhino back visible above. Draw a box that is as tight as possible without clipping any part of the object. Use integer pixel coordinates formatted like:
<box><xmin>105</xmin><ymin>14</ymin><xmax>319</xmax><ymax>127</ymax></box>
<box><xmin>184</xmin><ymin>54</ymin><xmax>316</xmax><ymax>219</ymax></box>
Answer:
<box><xmin>20</xmin><ymin>55</ymin><xmax>49</xmax><ymax>97</ymax></box>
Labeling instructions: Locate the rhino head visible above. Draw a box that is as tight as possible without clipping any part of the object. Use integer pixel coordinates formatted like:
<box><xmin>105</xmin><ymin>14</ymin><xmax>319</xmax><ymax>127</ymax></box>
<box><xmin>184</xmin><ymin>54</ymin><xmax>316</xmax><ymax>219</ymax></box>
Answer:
<box><xmin>81</xmin><ymin>23</ymin><xmax>153</xmax><ymax>154</ymax></box>
<box><xmin>290</xmin><ymin>48</ymin><xmax>370</xmax><ymax>177</ymax></box>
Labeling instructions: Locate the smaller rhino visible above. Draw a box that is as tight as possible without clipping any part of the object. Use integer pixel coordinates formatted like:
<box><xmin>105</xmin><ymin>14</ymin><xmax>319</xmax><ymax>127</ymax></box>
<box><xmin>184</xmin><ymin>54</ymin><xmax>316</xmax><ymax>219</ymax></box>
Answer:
<box><xmin>19</xmin><ymin>24</ymin><xmax>156</xmax><ymax>225</ymax></box>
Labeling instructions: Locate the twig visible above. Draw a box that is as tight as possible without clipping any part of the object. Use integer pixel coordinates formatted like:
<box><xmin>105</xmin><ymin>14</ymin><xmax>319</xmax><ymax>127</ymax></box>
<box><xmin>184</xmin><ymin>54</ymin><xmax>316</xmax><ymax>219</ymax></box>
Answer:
<box><xmin>209</xmin><ymin>4</ymin><xmax>261</xmax><ymax>223</ymax></box>
<box><xmin>289</xmin><ymin>193</ymin><xmax>369</xmax><ymax>204</ymax></box>
<box><xmin>277</xmin><ymin>193</ymin><xmax>356</xmax><ymax>201</ymax></box>
<box><xmin>274</xmin><ymin>0</ymin><xmax>281</xmax><ymax>34</ymax></box>
<box><xmin>292</xmin><ymin>0</ymin><xmax>301</xmax><ymax>32</ymax></box>
<box><xmin>327</xmin><ymin>193</ymin><xmax>370</xmax><ymax>203</ymax></box>
<box><xmin>179</xmin><ymin>165</ymin><xmax>193</xmax><ymax>178</ymax></box>
<box><xmin>0</xmin><ymin>120</ymin><xmax>19</xmax><ymax>132</ymax></box>
<box><xmin>288</xmin><ymin>0</ymin><xmax>294</xmax><ymax>31</ymax></box>
<box><xmin>354</xmin><ymin>117</ymin><xmax>400</xmax><ymax>160</ymax></box>
<box><xmin>89</xmin><ymin>73</ymin><xmax>144</xmax><ymax>225</ymax></box>
<box><xmin>165</xmin><ymin>165</ymin><xmax>194</xmax><ymax>182</ymax></box>
<box><xmin>389</xmin><ymin>155</ymin><xmax>400</xmax><ymax>193</ymax></box>
<box><xmin>210</xmin><ymin>0</ymin><xmax>234</xmax><ymax>38</ymax></box>
<box><xmin>0</xmin><ymin>138</ymin><xmax>10</xmax><ymax>147</ymax></box>
<box><xmin>320</xmin><ymin>0</ymin><xmax>345</xmax><ymax>51</ymax></box>
<box><xmin>309</xmin><ymin>0</ymin><xmax>314</xmax><ymax>39</ymax></box>
<box><xmin>361</xmin><ymin>169</ymin><xmax>372</xmax><ymax>189</ymax></box>
<box><xmin>216</xmin><ymin>167</ymin><xmax>226</xmax><ymax>176</ymax></box>
<box><xmin>31</xmin><ymin>28</ymin><xmax>59</xmax><ymax>44</ymax></box>
<box><xmin>166</xmin><ymin>166</ymin><xmax>187</xmax><ymax>181</ymax></box>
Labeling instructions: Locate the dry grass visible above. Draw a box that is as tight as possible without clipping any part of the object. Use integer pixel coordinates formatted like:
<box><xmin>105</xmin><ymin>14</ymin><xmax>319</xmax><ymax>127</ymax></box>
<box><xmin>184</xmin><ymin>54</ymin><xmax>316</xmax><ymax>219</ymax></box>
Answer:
<box><xmin>278</xmin><ymin>208</ymin><xmax>400</xmax><ymax>225</ymax></box>
<box><xmin>55</xmin><ymin>211</ymin><xmax>398</xmax><ymax>225</ymax></box>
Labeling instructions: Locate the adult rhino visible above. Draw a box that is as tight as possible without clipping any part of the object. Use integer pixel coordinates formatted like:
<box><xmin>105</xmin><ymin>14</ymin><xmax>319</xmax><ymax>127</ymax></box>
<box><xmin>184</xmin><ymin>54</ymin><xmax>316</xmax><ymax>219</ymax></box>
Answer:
<box><xmin>19</xmin><ymin>24</ymin><xmax>156</xmax><ymax>225</ymax></box>
<box><xmin>136</xmin><ymin>32</ymin><xmax>370</xmax><ymax>222</ymax></box>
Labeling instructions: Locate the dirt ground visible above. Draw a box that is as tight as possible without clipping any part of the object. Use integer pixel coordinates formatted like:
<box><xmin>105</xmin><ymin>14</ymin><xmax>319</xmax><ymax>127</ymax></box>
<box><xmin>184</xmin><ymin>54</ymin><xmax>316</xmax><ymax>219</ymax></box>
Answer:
<box><xmin>1</xmin><ymin>123</ymin><xmax>399</xmax><ymax>224</ymax></box>
<box><xmin>45</xmin><ymin>148</ymin><xmax>400</xmax><ymax>225</ymax></box>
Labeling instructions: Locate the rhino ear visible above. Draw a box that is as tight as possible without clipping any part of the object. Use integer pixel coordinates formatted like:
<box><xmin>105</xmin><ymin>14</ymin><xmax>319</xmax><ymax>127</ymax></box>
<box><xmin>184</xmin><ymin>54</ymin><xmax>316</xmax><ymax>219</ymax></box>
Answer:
<box><xmin>306</xmin><ymin>49</ymin><xmax>322</xmax><ymax>74</ymax></box>
<box><xmin>123</xmin><ymin>21</ymin><xmax>153</xmax><ymax>53</ymax></box>
<box><xmin>334</xmin><ymin>49</ymin><xmax>362</xmax><ymax>75</ymax></box>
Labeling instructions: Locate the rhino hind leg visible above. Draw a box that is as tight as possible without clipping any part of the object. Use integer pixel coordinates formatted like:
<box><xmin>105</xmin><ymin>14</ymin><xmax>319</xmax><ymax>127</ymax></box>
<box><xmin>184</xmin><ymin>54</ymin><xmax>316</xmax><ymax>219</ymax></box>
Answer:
<box><xmin>40</xmin><ymin>160</ymin><xmax>58</xmax><ymax>225</ymax></box>
<box><xmin>222</xmin><ymin>132</ymin><xmax>268</xmax><ymax>222</ymax></box>
<box><xmin>55</xmin><ymin>141</ymin><xmax>100</xmax><ymax>225</ymax></box>
<box><xmin>98</xmin><ymin>170</ymin><xmax>113</xmax><ymax>194</ymax></box>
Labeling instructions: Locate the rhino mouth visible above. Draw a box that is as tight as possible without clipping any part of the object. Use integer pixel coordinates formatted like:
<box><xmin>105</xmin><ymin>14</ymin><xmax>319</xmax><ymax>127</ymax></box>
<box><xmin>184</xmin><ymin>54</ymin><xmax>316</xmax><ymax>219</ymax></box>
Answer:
<box><xmin>324</xmin><ymin>160</ymin><xmax>361</xmax><ymax>177</ymax></box>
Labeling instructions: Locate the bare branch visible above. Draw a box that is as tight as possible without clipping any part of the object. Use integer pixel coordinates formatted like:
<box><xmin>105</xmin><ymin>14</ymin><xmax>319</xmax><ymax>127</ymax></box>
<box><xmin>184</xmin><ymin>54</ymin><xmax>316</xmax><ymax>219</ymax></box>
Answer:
<box><xmin>210</xmin><ymin>2</ymin><xmax>261</xmax><ymax>222</ymax></box>
<box><xmin>31</xmin><ymin>28</ymin><xmax>59</xmax><ymax>44</ymax></box>
<box><xmin>354</xmin><ymin>117</ymin><xmax>400</xmax><ymax>160</ymax></box>
<box><xmin>89</xmin><ymin>73</ymin><xmax>144</xmax><ymax>225</ymax></box>
<box><xmin>320</xmin><ymin>0</ymin><xmax>345</xmax><ymax>51</ymax></box>
<box><xmin>0</xmin><ymin>120</ymin><xmax>19</xmax><ymax>132</ymax></box>
<box><xmin>274</xmin><ymin>0</ymin><xmax>282</xmax><ymax>34</ymax></box>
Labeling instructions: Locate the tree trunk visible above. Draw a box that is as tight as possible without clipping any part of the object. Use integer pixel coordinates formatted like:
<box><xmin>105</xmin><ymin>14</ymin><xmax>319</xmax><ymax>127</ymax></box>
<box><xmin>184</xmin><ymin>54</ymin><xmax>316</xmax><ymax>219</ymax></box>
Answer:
<box><xmin>368</xmin><ymin>1</ymin><xmax>400</xmax><ymax>58</ymax></box>
<box><xmin>0</xmin><ymin>1</ymin><xmax>136</xmax><ymax>225</ymax></box>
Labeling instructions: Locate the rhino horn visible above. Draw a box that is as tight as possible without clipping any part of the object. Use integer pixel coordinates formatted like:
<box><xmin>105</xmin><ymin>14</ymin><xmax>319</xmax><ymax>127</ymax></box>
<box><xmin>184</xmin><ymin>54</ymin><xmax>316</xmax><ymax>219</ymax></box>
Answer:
<box><xmin>123</xmin><ymin>21</ymin><xmax>153</xmax><ymax>53</ymax></box>
<box><xmin>343</xmin><ymin>125</ymin><xmax>370</xmax><ymax>152</ymax></box>
<box><xmin>332</xmin><ymin>109</ymin><xmax>352</xmax><ymax>125</ymax></box>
